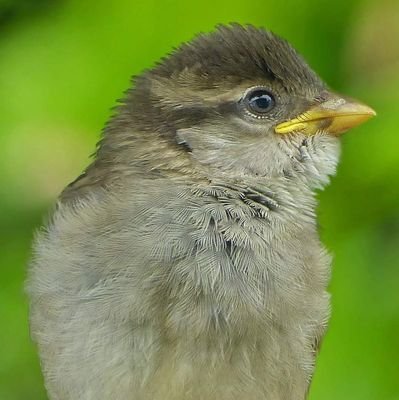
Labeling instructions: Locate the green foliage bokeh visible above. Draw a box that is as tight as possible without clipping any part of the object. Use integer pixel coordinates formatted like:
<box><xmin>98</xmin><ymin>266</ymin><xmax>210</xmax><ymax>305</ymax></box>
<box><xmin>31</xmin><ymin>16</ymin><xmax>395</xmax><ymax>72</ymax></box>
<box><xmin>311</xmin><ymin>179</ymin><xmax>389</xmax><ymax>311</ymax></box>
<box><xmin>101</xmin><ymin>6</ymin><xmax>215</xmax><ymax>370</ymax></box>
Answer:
<box><xmin>0</xmin><ymin>0</ymin><xmax>398</xmax><ymax>399</ymax></box>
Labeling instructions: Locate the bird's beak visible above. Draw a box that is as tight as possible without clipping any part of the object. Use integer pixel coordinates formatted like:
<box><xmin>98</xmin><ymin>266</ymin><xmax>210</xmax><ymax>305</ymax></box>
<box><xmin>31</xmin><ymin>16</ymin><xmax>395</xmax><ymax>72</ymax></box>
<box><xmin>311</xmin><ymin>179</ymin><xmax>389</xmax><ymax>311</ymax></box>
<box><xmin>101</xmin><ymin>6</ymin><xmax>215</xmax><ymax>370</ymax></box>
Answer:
<box><xmin>274</xmin><ymin>94</ymin><xmax>376</xmax><ymax>136</ymax></box>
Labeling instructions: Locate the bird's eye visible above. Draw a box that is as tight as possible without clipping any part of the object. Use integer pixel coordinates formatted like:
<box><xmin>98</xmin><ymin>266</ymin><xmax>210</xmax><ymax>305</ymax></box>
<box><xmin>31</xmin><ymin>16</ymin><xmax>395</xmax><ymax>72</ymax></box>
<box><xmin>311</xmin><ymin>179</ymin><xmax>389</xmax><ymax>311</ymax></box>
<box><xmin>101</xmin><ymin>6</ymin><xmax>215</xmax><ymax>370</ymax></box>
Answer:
<box><xmin>245</xmin><ymin>89</ymin><xmax>275</xmax><ymax>115</ymax></box>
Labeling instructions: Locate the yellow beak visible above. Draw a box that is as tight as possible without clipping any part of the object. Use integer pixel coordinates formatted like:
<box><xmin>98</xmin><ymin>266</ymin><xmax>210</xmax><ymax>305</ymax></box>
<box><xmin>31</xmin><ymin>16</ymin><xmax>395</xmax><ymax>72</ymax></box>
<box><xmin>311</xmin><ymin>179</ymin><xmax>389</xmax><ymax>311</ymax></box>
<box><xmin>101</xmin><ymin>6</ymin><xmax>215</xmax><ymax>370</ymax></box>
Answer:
<box><xmin>274</xmin><ymin>95</ymin><xmax>376</xmax><ymax>136</ymax></box>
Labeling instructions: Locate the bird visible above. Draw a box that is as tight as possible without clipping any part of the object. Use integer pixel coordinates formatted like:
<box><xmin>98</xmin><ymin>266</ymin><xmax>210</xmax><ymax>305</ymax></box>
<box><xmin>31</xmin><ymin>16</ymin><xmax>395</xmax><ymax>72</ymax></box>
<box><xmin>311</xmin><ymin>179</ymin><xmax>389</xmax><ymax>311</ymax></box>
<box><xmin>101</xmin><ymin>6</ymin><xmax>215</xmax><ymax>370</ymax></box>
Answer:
<box><xmin>27</xmin><ymin>24</ymin><xmax>375</xmax><ymax>400</ymax></box>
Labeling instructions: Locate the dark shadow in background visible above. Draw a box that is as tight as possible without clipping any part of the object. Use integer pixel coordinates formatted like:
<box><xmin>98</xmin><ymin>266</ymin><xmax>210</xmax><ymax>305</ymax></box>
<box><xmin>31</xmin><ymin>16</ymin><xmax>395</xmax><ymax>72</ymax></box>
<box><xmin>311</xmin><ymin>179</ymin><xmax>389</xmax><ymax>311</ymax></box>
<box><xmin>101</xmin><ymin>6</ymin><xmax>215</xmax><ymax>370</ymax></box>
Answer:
<box><xmin>0</xmin><ymin>0</ymin><xmax>64</xmax><ymax>32</ymax></box>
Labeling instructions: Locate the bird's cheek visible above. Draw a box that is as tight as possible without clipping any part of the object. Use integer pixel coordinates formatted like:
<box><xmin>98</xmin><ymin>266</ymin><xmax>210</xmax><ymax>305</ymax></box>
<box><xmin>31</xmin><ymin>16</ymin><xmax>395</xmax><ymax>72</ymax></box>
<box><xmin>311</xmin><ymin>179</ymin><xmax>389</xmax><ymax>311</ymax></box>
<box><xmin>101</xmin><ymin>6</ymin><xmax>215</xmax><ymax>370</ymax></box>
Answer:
<box><xmin>175</xmin><ymin>128</ymin><xmax>223</xmax><ymax>163</ymax></box>
<box><xmin>176</xmin><ymin>129</ymin><xmax>193</xmax><ymax>151</ymax></box>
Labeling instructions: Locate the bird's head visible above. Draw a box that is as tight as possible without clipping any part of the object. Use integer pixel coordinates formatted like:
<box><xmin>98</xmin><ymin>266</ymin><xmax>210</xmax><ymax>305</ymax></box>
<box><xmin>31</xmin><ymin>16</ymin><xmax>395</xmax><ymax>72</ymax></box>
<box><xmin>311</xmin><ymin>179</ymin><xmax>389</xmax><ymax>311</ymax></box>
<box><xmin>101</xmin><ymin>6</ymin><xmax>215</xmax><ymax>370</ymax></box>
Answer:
<box><xmin>102</xmin><ymin>24</ymin><xmax>375</xmax><ymax>190</ymax></box>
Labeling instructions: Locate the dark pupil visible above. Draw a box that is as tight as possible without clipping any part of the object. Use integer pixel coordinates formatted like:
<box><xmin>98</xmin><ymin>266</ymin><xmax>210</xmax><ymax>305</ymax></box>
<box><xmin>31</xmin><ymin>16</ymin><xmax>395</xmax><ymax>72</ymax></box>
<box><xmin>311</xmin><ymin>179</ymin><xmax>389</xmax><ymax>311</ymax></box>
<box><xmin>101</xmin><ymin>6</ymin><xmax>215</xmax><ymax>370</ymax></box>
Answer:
<box><xmin>254</xmin><ymin>95</ymin><xmax>271</xmax><ymax>108</ymax></box>
<box><xmin>248</xmin><ymin>91</ymin><xmax>274</xmax><ymax>113</ymax></box>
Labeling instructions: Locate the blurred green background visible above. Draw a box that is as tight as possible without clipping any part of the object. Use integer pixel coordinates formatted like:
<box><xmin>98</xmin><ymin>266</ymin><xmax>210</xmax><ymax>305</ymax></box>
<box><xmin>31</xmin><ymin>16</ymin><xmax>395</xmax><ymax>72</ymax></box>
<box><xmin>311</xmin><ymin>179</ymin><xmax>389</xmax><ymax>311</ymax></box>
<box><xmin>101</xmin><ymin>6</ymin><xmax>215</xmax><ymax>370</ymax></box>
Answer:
<box><xmin>1</xmin><ymin>0</ymin><xmax>398</xmax><ymax>398</ymax></box>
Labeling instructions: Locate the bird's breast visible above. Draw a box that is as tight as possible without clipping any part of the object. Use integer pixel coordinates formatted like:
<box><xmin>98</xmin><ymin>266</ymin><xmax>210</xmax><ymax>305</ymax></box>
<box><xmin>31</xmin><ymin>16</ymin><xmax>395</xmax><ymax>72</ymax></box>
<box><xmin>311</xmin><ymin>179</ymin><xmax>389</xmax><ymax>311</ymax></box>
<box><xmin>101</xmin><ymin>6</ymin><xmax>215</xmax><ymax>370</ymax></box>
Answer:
<box><xmin>128</xmin><ymin>182</ymin><xmax>330</xmax><ymax>399</ymax></box>
<box><xmin>136</xmin><ymin>182</ymin><xmax>328</xmax><ymax>340</ymax></box>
